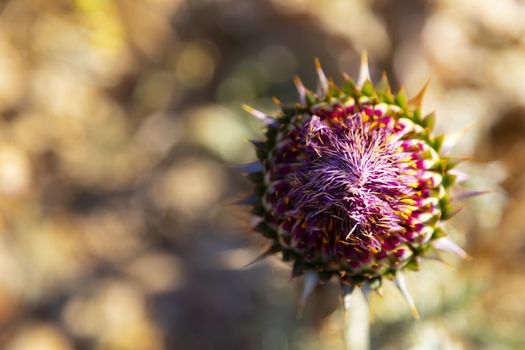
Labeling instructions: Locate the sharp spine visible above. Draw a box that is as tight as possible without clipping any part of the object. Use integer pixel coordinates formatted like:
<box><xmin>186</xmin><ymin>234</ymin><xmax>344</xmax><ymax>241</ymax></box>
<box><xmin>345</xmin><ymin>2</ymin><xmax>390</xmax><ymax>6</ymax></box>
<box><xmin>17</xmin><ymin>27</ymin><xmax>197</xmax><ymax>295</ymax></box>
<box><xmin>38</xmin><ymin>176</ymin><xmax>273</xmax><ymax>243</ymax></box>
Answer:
<box><xmin>408</xmin><ymin>78</ymin><xmax>431</xmax><ymax>108</ymax></box>
<box><xmin>395</xmin><ymin>272</ymin><xmax>420</xmax><ymax>320</ymax></box>
<box><xmin>441</xmin><ymin>123</ymin><xmax>474</xmax><ymax>153</ymax></box>
<box><xmin>233</xmin><ymin>194</ymin><xmax>259</xmax><ymax>206</ymax></box>
<box><xmin>455</xmin><ymin>189</ymin><xmax>490</xmax><ymax>200</ymax></box>
<box><xmin>433</xmin><ymin>237</ymin><xmax>471</xmax><ymax>260</ymax></box>
<box><xmin>297</xmin><ymin>271</ymin><xmax>319</xmax><ymax>318</ymax></box>
<box><xmin>242</xmin><ymin>104</ymin><xmax>276</xmax><ymax>126</ymax></box>
<box><xmin>242</xmin><ymin>244</ymin><xmax>280</xmax><ymax>269</ymax></box>
<box><xmin>314</xmin><ymin>58</ymin><xmax>329</xmax><ymax>95</ymax></box>
<box><xmin>236</xmin><ymin>161</ymin><xmax>263</xmax><ymax>173</ymax></box>
<box><xmin>293</xmin><ymin>75</ymin><xmax>307</xmax><ymax>104</ymax></box>
<box><xmin>357</xmin><ymin>51</ymin><xmax>371</xmax><ymax>89</ymax></box>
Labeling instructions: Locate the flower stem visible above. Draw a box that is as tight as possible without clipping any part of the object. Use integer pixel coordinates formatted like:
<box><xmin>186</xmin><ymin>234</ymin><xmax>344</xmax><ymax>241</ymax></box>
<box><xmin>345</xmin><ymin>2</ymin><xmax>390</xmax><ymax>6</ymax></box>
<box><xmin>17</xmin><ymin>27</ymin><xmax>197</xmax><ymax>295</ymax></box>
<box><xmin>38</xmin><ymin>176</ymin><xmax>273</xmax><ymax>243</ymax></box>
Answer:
<box><xmin>343</xmin><ymin>290</ymin><xmax>370</xmax><ymax>350</ymax></box>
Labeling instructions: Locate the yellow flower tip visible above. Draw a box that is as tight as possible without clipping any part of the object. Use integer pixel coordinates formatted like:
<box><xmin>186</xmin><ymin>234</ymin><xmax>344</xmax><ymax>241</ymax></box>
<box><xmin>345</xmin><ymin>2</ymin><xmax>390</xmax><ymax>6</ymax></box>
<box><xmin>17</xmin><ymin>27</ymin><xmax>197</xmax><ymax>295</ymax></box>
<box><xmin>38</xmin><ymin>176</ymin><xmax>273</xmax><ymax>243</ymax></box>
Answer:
<box><xmin>241</xmin><ymin>103</ymin><xmax>253</xmax><ymax>113</ymax></box>
<box><xmin>342</xmin><ymin>72</ymin><xmax>352</xmax><ymax>82</ymax></box>
<box><xmin>410</xmin><ymin>305</ymin><xmax>421</xmax><ymax>320</ymax></box>
<box><xmin>314</xmin><ymin>57</ymin><xmax>321</xmax><ymax>70</ymax></box>
<box><xmin>241</xmin><ymin>104</ymin><xmax>275</xmax><ymax>125</ymax></box>
<box><xmin>293</xmin><ymin>75</ymin><xmax>305</xmax><ymax>92</ymax></box>
<box><xmin>381</xmin><ymin>70</ymin><xmax>389</xmax><ymax>83</ymax></box>
<box><xmin>272</xmin><ymin>96</ymin><xmax>282</xmax><ymax>106</ymax></box>
<box><xmin>293</xmin><ymin>75</ymin><xmax>307</xmax><ymax>103</ymax></box>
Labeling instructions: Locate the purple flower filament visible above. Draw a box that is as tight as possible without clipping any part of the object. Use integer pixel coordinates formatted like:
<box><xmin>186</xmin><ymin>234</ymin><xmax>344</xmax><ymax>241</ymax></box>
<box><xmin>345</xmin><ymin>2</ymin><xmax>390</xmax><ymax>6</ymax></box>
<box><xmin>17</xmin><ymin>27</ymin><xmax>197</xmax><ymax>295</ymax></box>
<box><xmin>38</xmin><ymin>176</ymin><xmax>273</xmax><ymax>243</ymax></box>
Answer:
<box><xmin>265</xmin><ymin>104</ymin><xmax>431</xmax><ymax>275</ymax></box>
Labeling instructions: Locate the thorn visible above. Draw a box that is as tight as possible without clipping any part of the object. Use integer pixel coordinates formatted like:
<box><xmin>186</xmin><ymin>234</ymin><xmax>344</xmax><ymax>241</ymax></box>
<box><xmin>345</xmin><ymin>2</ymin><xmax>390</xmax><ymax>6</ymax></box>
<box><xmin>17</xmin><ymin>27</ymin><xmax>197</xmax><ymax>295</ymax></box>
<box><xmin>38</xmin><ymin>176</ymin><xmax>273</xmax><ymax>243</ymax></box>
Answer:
<box><xmin>408</xmin><ymin>78</ymin><xmax>431</xmax><ymax>108</ymax></box>
<box><xmin>248</xmin><ymin>139</ymin><xmax>266</xmax><ymax>150</ymax></box>
<box><xmin>445</xmin><ymin>155</ymin><xmax>473</xmax><ymax>167</ymax></box>
<box><xmin>314</xmin><ymin>57</ymin><xmax>329</xmax><ymax>95</ymax></box>
<box><xmin>234</xmin><ymin>161</ymin><xmax>264</xmax><ymax>174</ymax></box>
<box><xmin>380</xmin><ymin>71</ymin><xmax>390</xmax><ymax>88</ymax></box>
<box><xmin>241</xmin><ymin>104</ymin><xmax>276</xmax><ymax>125</ymax></box>
<box><xmin>241</xmin><ymin>244</ymin><xmax>280</xmax><ymax>269</ymax></box>
<box><xmin>433</xmin><ymin>237</ymin><xmax>471</xmax><ymax>260</ymax></box>
<box><xmin>455</xmin><ymin>189</ymin><xmax>491</xmax><ymax>200</ymax></box>
<box><xmin>443</xmin><ymin>203</ymin><xmax>464</xmax><ymax>220</ymax></box>
<box><xmin>424</xmin><ymin>251</ymin><xmax>453</xmax><ymax>267</ymax></box>
<box><xmin>377</xmin><ymin>71</ymin><xmax>392</xmax><ymax>96</ymax></box>
<box><xmin>293</xmin><ymin>75</ymin><xmax>306</xmax><ymax>104</ymax></box>
<box><xmin>357</xmin><ymin>50</ymin><xmax>371</xmax><ymax>89</ymax></box>
<box><xmin>395</xmin><ymin>272</ymin><xmax>420</xmax><ymax>320</ymax></box>
<box><xmin>232</xmin><ymin>193</ymin><xmax>259</xmax><ymax>206</ymax></box>
<box><xmin>297</xmin><ymin>271</ymin><xmax>319</xmax><ymax>318</ymax></box>
<box><xmin>291</xmin><ymin>260</ymin><xmax>305</xmax><ymax>279</ymax></box>
<box><xmin>441</xmin><ymin>123</ymin><xmax>475</xmax><ymax>153</ymax></box>
<box><xmin>449</xmin><ymin>169</ymin><xmax>469</xmax><ymax>183</ymax></box>
<box><xmin>248</xmin><ymin>139</ymin><xmax>268</xmax><ymax>158</ymax></box>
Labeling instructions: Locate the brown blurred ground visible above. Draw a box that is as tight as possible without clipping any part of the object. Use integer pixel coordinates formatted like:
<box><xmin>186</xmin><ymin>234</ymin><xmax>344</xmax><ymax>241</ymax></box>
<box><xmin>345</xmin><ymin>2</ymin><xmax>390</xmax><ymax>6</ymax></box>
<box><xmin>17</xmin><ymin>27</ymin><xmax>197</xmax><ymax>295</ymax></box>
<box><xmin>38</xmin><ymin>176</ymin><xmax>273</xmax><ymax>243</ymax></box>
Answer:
<box><xmin>0</xmin><ymin>0</ymin><xmax>523</xmax><ymax>349</ymax></box>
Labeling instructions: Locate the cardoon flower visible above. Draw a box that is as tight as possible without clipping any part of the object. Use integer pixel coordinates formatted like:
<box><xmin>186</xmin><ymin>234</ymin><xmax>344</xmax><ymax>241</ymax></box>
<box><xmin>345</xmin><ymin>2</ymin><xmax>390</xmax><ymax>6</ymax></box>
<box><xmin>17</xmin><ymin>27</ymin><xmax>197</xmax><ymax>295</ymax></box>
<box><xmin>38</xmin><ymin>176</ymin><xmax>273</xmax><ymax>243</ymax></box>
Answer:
<box><xmin>240</xmin><ymin>53</ymin><xmax>472</xmax><ymax>318</ymax></box>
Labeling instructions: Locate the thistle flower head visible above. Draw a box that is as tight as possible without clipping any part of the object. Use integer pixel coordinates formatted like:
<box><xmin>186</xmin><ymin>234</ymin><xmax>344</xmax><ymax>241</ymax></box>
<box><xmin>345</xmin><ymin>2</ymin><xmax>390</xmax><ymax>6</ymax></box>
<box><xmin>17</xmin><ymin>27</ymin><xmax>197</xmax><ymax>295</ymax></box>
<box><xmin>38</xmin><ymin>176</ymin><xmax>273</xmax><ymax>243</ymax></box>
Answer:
<box><xmin>241</xmin><ymin>53</ymin><xmax>470</xmax><ymax>317</ymax></box>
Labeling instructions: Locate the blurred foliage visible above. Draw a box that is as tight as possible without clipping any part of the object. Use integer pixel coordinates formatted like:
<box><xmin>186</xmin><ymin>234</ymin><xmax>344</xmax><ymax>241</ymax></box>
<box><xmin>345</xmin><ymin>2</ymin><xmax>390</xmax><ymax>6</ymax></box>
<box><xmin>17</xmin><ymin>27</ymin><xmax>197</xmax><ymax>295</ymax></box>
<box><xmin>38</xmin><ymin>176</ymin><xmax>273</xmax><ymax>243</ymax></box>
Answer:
<box><xmin>0</xmin><ymin>0</ymin><xmax>523</xmax><ymax>349</ymax></box>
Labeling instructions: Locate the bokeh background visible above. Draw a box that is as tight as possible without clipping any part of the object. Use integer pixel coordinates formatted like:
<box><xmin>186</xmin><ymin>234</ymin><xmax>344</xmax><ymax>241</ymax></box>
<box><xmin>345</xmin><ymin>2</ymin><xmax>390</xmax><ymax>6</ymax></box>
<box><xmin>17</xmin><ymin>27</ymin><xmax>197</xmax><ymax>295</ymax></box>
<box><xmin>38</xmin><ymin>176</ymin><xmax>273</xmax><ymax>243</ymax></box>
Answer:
<box><xmin>0</xmin><ymin>0</ymin><xmax>523</xmax><ymax>349</ymax></box>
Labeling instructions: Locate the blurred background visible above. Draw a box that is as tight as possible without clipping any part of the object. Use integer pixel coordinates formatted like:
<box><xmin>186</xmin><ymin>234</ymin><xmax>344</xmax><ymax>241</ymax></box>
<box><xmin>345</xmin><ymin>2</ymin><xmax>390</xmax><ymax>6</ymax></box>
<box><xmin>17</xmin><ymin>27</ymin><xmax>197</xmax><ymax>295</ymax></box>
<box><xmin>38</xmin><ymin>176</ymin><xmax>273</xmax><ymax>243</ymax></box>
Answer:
<box><xmin>0</xmin><ymin>0</ymin><xmax>523</xmax><ymax>349</ymax></box>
